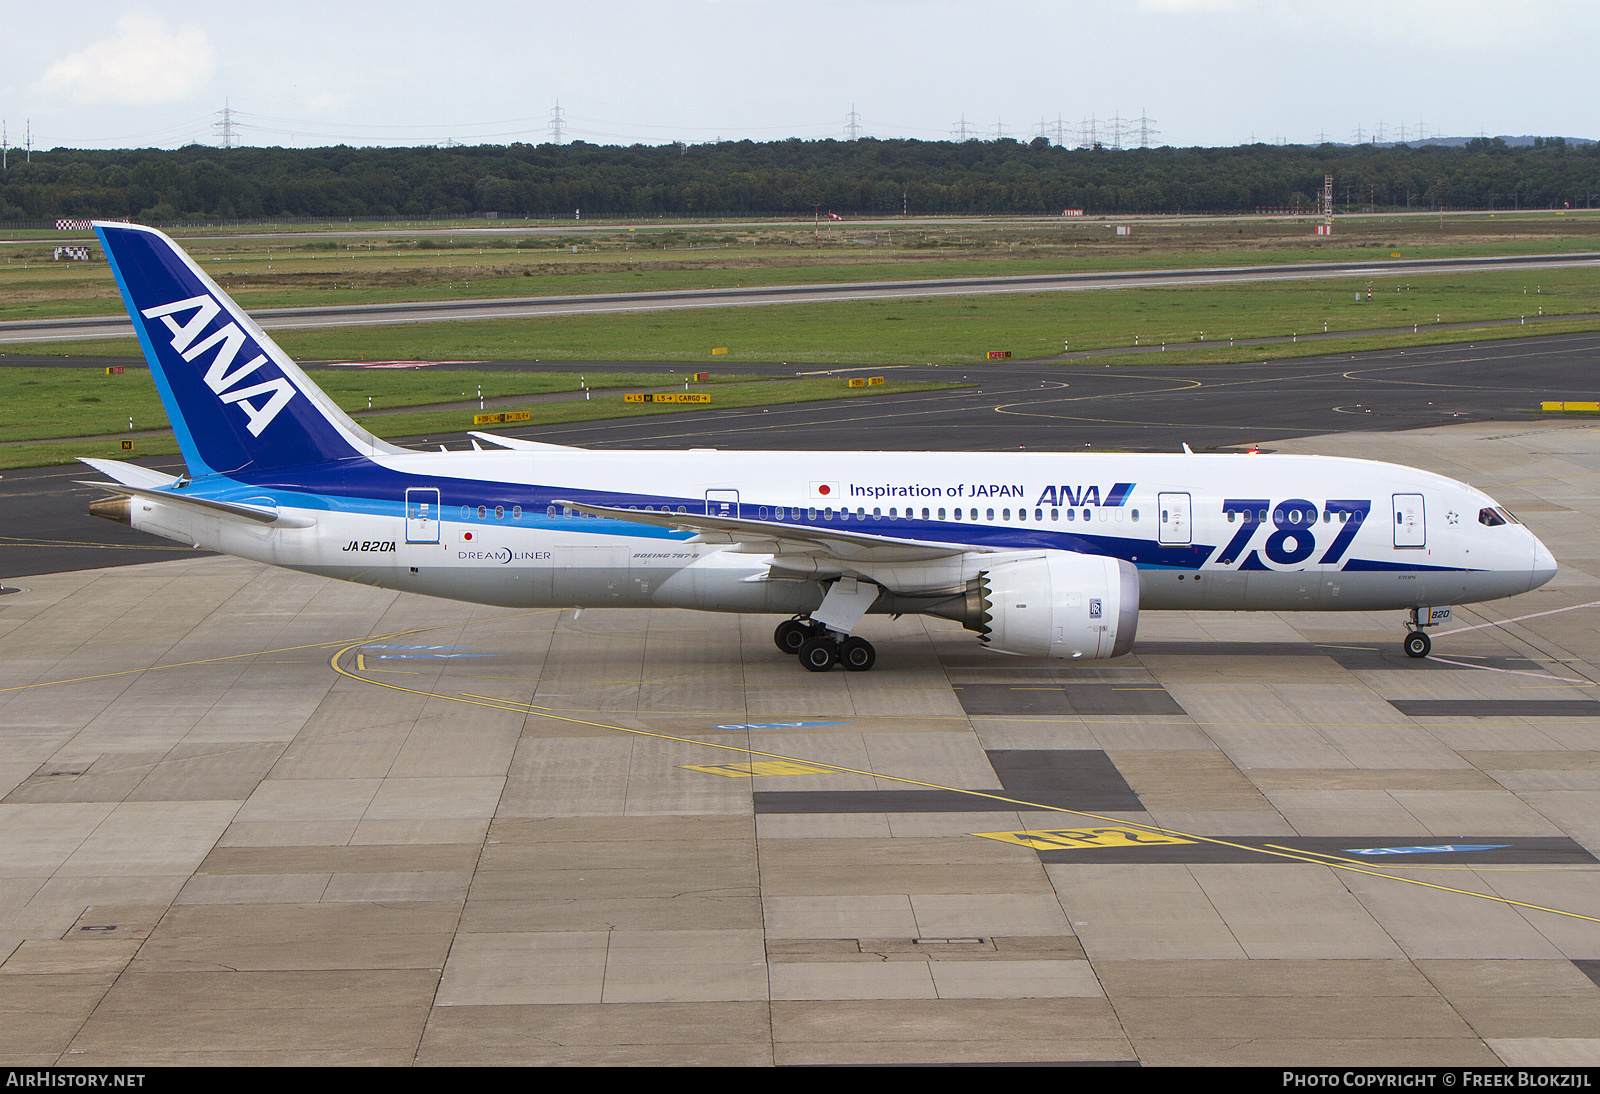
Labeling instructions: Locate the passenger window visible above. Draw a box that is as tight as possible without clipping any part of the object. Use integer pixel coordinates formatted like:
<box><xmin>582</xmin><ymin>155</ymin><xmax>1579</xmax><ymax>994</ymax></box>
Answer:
<box><xmin>1067</xmin><ymin>509</ymin><xmax>1075</xmax><ymax>521</ymax></box>
<box><xmin>807</xmin><ymin>508</ymin><xmax>816</xmax><ymax>519</ymax></box>
<box><xmin>953</xmin><ymin>508</ymin><xmax>962</xmax><ymax>521</ymax></box>
<box><xmin>511</xmin><ymin>506</ymin><xmax>521</xmax><ymax>518</ymax></box>
<box><xmin>824</xmin><ymin>508</ymin><xmax>834</xmax><ymax>521</ymax></box>
<box><xmin>1035</xmin><ymin>509</ymin><xmax>1043</xmax><ymax>521</ymax></box>
<box><xmin>987</xmin><ymin>509</ymin><xmax>995</xmax><ymax>521</ymax></box>
<box><xmin>1003</xmin><ymin>509</ymin><xmax>1011</xmax><ymax>521</ymax></box>
<box><xmin>939</xmin><ymin>508</ymin><xmax>947</xmax><ymax>519</ymax></box>
<box><xmin>1131</xmin><ymin>509</ymin><xmax>1139</xmax><ymax>522</ymax></box>
<box><xmin>547</xmin><ymin>505</ymin><xmax>556</xmax><ymax>518</ymax></box>
<box><xmin>478</xmin><ymin>506</ymin><xmax>488</xmax><ymax>519</ymax></box>
<box><xmin>922</xmin><ymin>508</ymin><xmax>930</xmax><ymax>519</ymax></box>
<box><xmin>461</xmin><ymin>506</ymin><xmax>470</xmax><ymax>519</ymax></box>
<box><xmin>873</xmin><ymin>508</ymin><xmax>882</xmax><ymax>519</ymax></box>
<box><xmin>677</xmin><ymin>506</ymin><xmax>687</xmax><ymax>514</ymax></box>
<box><xmin>1479</xmin><ymin>507</ymin><xmax>1507</xmax><ymax>527</ymax></box>
<box><xmin>759</xmin><ymin>506</ymin><xmax>768</xmax><ymax>519</ymax></box>
<box><xmin>1051</xmin><ymin>508</ymin><xmax>1059</xmax><ymax>521</ymax></box>
<box><xmin>495</xmin><ymin>506</ymin><xmax>504</xmax><ymax>519</ymax></box>
<box><xmin>889</xmin><ymin>508</ymin><xmax>897</xmax><ymax>519</ymax></box>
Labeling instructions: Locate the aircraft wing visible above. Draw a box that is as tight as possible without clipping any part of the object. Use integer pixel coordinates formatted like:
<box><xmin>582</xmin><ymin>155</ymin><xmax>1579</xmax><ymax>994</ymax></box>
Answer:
<box><xmin>553</xmin><ymin>499</ymin><xmax>974</xmax><ymax>562</ymax></box>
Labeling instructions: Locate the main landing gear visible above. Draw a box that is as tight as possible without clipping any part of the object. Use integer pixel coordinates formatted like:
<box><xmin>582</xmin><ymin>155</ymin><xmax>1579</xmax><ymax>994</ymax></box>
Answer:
<box><xmin>774</xmin><ymin>618</ymin><xmax>877</xmax><ymax>672</ymax></box>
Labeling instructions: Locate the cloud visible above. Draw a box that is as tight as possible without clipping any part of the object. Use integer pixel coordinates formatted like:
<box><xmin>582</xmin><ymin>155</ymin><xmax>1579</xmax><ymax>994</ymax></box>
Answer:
<box><xmin>38</xmin><ymin>15</ymin><xmax>215</xmax><ymax>105</ymax></box>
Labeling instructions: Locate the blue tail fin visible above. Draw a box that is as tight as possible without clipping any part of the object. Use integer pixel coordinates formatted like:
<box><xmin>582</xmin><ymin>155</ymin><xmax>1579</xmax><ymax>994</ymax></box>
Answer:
<box><xmin>94</xmin><ymin>221</ymin><xmax>403</xmax><ymax>477</ymax></box>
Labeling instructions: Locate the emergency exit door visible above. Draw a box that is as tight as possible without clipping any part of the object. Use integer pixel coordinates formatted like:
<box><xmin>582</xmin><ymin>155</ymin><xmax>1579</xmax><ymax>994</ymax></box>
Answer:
<box><xmin>705</xmin><ymin>490</ymin><xmax>740</xmax><ymax>518</ymax></box>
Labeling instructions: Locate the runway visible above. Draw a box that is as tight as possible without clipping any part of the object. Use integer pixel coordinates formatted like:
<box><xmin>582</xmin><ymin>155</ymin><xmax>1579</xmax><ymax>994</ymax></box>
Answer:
<box><xmin>4</xmin><ymin>250</ymin><xmax>1597</xmax><ymax>344</ymax></box>
<box><xmin>3</xmin><ymin>337</ymin><xmax>1600</xmax><ymax>1065</ymax></box>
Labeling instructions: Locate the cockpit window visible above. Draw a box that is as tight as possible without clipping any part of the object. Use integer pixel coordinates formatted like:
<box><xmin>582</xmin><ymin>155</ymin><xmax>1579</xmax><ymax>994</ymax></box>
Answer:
<box><xmin>1497</xmin><ymin>507</ymin><xmax>1522</xmax><ymax>525</ymax></box>
<box><xmin>1479</xmin><ymin>507</ymin><xmax>1507</xmax><ymax>527</ymax></box>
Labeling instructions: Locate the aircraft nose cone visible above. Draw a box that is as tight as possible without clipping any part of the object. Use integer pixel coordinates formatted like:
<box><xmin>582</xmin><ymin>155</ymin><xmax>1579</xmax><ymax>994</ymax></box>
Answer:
<box><xmin>1531</xmin><ymin>535</ymin><xmax>1558</xmax><ymax>590</ymax></box>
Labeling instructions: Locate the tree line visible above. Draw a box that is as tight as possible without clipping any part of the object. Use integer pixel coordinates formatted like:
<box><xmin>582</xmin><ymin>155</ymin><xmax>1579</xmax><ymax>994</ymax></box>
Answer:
<box><xmin>2</xmin><ymin>136</ymin><xmax>1597</xmax><ymax>224</ymax></box>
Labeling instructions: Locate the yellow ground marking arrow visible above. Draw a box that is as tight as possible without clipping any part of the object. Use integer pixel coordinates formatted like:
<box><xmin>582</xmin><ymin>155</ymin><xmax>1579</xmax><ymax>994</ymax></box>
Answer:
<box><xmin>976</xmin><ymin>827</ymin><xmax>1195</xmax><ymax>850</ymax></box>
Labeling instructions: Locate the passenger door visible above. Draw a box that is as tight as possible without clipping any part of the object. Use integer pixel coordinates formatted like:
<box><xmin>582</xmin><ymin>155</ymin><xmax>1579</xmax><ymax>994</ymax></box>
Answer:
<box><xmin>1158</xmin><ymin>492</ymin><xmax>1191</xmax><ymax>545</ymax></box>
<box><xmin>405</xmin><ymin>487</ymin><xmax>441</xmax><ymax>544</ymax></box>
<box><xmin>1393</xmin><ymin>493</ymin><xmax>1425</xmax><ymax>548</ymax></box>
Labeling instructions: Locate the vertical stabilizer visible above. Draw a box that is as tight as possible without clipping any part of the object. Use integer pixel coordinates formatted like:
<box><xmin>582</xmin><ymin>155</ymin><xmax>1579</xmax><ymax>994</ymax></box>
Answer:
<box><xmin>94</xmin><ymin>221</ymin><xmax>404</xmax><ymax>477</ymax></box>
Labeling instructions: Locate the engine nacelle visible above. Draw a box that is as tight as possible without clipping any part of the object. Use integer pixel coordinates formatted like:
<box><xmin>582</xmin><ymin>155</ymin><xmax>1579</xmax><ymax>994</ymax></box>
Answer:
<box><xmin>976</xmin><ymin>550</ymin><xmax>1140</xmax><ymax>660</ymax></box>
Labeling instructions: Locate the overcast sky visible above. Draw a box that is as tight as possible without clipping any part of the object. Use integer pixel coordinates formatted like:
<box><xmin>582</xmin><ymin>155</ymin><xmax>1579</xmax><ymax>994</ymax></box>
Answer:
<box><xmin>4</xmin><ymin>1</ymin><xmax>1594</xmax><ymax>152</ymax></box>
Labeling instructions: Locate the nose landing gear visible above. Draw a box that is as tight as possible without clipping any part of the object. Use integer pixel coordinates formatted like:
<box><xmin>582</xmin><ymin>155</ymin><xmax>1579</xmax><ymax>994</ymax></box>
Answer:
<box><xmin>1403</xmin><ymin>605</ymin><xmax>1448</xmax><ymax>659</ymax></box>
<box><xmin>1404</xmin><ymin>630</ymin><xmax>1432</xmax><ymax>659</ymax></box>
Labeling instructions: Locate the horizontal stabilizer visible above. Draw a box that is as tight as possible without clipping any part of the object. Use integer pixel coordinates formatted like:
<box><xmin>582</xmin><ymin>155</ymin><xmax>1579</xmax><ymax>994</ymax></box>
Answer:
<box><xmin>77</xmin><ymin>457</ymin><xmax>181</xmax><ymax>489</ymax></box>
<box><xmin>76</xmin><ymin>481</ymin><xmax>314</xmax><ymax>527</ymax></box>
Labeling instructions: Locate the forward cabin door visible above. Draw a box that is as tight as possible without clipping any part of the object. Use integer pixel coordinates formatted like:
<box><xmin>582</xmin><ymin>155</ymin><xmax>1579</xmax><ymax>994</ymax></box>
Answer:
<box><xmin>1393</xmin><ymin>493</ymin><xmax>1426</xmax><ymax>548</ymax></box>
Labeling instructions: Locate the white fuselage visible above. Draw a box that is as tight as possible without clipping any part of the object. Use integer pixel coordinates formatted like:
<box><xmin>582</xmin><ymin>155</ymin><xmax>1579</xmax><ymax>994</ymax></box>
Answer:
<box><xmin>127</xmin><ymin>448</ymin><xmax>1556</xmax><ymax>618</ymax></box>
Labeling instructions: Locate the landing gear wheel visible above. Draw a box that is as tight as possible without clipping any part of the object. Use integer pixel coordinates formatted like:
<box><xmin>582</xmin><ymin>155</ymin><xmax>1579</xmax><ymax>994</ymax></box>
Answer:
<box><xmin>839</xmin><ymin>636</ymin><xmax>876</xmax><ymax>672</ymax></box>
<box><xmin>798</xmin><ymin>636</ymin><xmax>838</xmax><ymax>672</ymax></box>
<box><xmin>774</xmin><ymin>619</ymin><xmax>809</xmax><ymax>655</ymax></box>
<box><xmin>1404</xmin><ymin>631</ymin><xmax>1432</xmax><ymax>659</ymax></box>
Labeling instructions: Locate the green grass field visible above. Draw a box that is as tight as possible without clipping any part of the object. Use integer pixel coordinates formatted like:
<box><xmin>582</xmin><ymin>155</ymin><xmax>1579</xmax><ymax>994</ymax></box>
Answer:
<box><xmin>0</xmin><ymin>367</ymin><xmax>777</xmax><ymax>444</ymax></box>
<box><xmin>14</xmin><ymin>265</ymin><xmax>1599</xmax><ymax>367</ymax></box>
<box><xmin>5</xmin><ymin>210</ymin><xmax>1598</xmax><ymax>320</ymax></box>
<box><xmin>0</xmin><ymin>371</ymin><xmax>959</xmax><ymax>470</ymax></box>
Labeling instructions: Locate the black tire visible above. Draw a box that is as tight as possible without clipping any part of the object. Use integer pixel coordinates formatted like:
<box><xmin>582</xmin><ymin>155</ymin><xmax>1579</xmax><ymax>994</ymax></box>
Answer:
<box><xmin>1404</xmin><ymin>631</ymin><xmax>1432</xmax><ymax>659</ymax></box>
<box><xmin>774</xmin><ymin>620</ymin><xmax>809</xmax><ymax>655</ymax></box>
<box><xmin>798</xmin><ymin>636</ymin><xmax>837</xmax><ymax>672</ymax></box>
<box><xmin>839</xmin><ymin>636</ymin><xmax>876</xmax><ymax>672</ymax></box>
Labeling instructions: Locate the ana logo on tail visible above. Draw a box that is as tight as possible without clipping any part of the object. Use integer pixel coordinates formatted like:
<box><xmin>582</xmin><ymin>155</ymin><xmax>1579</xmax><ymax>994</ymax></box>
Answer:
<box><xmin>140</xmin><ymin>294</ymin><xmax>298</xmax><ymax>437</ymax></box>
